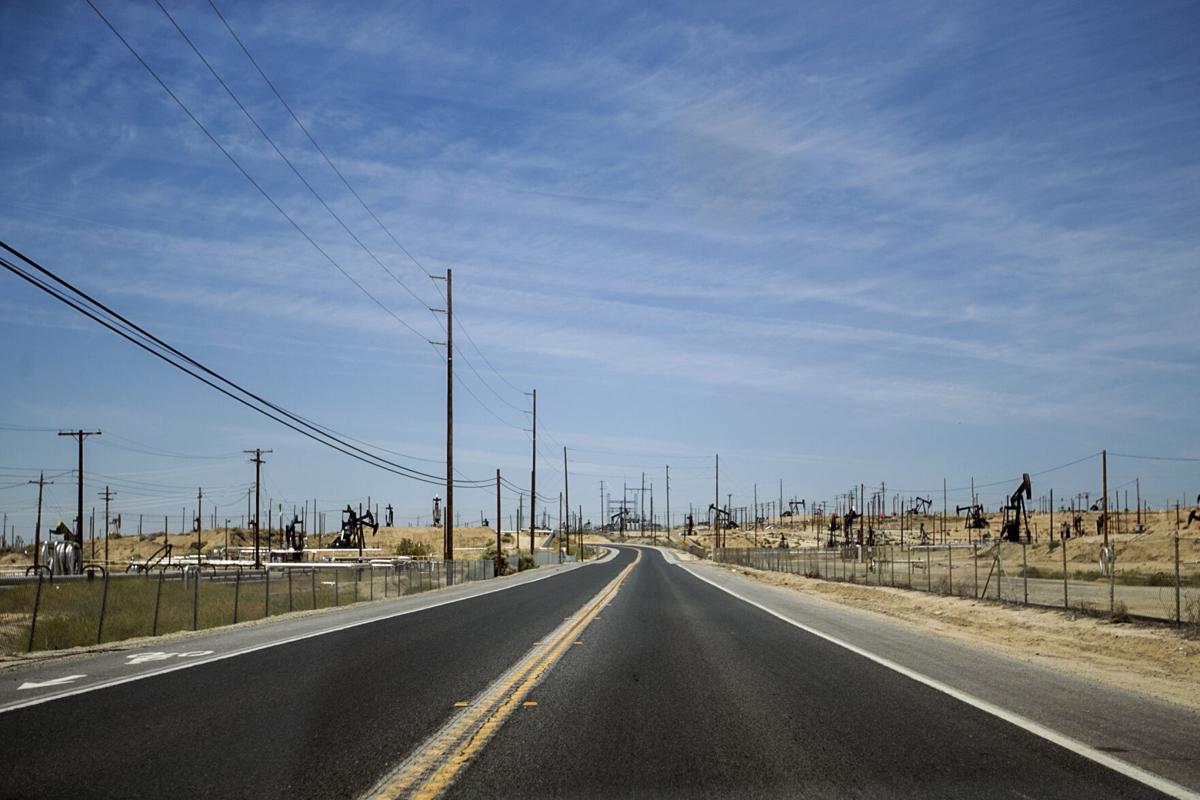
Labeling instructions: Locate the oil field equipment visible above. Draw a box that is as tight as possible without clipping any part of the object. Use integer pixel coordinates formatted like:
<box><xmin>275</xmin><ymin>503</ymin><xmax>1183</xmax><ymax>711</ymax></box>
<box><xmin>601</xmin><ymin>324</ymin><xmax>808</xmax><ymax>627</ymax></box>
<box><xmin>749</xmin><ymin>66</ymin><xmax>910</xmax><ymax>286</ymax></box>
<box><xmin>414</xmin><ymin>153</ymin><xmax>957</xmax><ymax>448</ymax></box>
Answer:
<box><xmin>709</xmin><ymin>504</ymin><xmax>738</xmax><ymax>529</ymax></box>
<box><xmin>41</xmin><ymin>520</ymin><xmax>83</xmax><ymax>575</ymax></box>
<box><xmin>432</xmin><ymin>496</ymin><xmax>442</xmax><ymax>527</ymax></box>
<box><xmin>284</xmin><ymin>514</ymin><xmax>306</xmax><ymax>558</ymax></box>
<box><xmin>1000</xmin><ymin>473</ymin><xmax>1032</xmax><ymax>543</ymax></box>
<box><xmin>957</xmin><ymin>503</ymin><xmax>989</xmax><ymax>530</ymax></box>
<box><xmin>331</xmin><ymin>505</ymin><xmax>378</xmax><ymax>550</ymax></box>
<box><xmin>909</xmin><ymin>496</ymin><xmax>933</xmax><ymax>515</ymax></box>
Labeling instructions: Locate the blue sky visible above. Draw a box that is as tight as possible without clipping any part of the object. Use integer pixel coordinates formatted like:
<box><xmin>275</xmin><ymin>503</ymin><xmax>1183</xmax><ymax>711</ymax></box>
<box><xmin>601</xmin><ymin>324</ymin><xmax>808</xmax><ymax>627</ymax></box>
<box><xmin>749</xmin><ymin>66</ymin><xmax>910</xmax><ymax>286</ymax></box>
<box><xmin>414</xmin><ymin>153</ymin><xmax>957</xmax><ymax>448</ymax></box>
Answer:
<box><xmin>2</xmin><ymin>0</ymin><xmax>1198</xmax><ymax>536</ymax></box>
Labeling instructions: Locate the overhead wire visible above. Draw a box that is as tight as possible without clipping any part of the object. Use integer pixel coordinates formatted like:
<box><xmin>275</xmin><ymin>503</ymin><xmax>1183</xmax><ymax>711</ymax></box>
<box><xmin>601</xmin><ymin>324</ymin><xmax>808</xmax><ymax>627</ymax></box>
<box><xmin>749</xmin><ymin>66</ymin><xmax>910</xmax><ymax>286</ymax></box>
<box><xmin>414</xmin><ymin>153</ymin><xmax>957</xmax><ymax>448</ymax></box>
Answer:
<box><xmin>83</xmin><ymin>0</ymin><xmax>435</xmax><ymax>347</ymax></box>
<box><xmin>203</xmin><ymin>0</ymin><xmax>534</xmax><ymax>423</ymax></box>
<box><xmin>0</xmin><ymin>242</ymin><xmax>491</xmax><ymax>488</ymax></box>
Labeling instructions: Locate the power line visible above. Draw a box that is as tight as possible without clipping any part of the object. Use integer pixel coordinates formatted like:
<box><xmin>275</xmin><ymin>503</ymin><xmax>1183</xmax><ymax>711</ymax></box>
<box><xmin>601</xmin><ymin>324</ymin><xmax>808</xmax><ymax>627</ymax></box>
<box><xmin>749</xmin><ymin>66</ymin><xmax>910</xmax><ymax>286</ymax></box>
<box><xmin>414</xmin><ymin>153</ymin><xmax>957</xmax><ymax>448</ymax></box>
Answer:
<box><xmin>1111</xmin><ymin>452</ymin><xmax>1200</xmax><ymax>463</ymax></box>
<box><xmin>204</xmin><ymin>0</ymin><xmax>532</xmax><ymax>417</ymax></box>
<box><xmin>1</xmin><ymin>241</ymin><xmax>492</xmax><ymax>488</ymax></box>
<box><xmin>84</xmin><ymin>0</ymin><xmax>434</xmax><ymax>346</ymax></box>
<box><xmin>153</xmin><ymin>0</ymin><xmax>439</xmax><ymax>326</ymax></box>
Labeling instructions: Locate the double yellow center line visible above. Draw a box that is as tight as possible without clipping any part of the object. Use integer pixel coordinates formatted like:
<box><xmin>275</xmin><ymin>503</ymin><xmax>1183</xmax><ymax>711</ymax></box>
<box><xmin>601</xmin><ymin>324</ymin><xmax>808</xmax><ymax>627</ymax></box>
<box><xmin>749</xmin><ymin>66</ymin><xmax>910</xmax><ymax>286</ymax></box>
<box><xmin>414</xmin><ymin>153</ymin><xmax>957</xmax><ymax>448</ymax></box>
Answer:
<box><xmin>364</xmin><ymin>549</ymin><xmax>640</xmax><ymax>800</ymax></box>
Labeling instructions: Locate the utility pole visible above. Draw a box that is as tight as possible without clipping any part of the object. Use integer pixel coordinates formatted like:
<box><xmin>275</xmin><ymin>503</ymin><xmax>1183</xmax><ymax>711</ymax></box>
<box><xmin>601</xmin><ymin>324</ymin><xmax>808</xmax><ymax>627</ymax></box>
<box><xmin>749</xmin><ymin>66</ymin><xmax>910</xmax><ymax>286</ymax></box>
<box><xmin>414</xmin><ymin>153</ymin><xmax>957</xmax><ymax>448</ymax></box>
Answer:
<box><xmin>196</xmin><ymin>487</ymin><xmax>203</xmax><ymax>564</ymax></box>
<box><xmin>714</xmin><ymin>453</ymin><xmax>720</xmax><ymax>550</ymax></box>
<box><xmin>640</xmin><ymin>472</ymin><xmax>646</xmax><ymax>537</ymax></box>
<box><xmin>58</xmin><ymin>429</ymin><xmax>100</xmax><ymax>551</ymax></box>
<box><xmin>495</xmin><ymin>469</ymin><xmax>502</xmax><ymax>574</ymax></box>
<box><xmin>563</xmin><ymin>446</ymin><xmax>570</xmax><ymax>560</ymax></box>
<box><xmin>29</xmin><ymin>472</ymin><xmax>52</xmax><ymax>570</ymax></box>
<box><xmin>99</xmin><ymin>486</ymin><xmax>115</xmax><ymax>564</ymax></box>
<box><xmin>527</xmin><ymin>388</ymin><xmax>536</xmax><ymax>557</ymax></box>
<box><xmin>665</xmin><ymin>465</ymin><xmax>671</xmax><ymax>540</ymax></box>
<box><xmin>754</xmin><ymin>483</ymin><xmax>759</xmax><ymax>546</ymax></box>
<box><xmin>431</xmin><ymin>268</ymin><xmax>453</xmax><ymax>562</ymax></box>
<box><xmin>244</xmin><ymin>449</ymin><xmax>271</xmax><ymax>568</ymax></box>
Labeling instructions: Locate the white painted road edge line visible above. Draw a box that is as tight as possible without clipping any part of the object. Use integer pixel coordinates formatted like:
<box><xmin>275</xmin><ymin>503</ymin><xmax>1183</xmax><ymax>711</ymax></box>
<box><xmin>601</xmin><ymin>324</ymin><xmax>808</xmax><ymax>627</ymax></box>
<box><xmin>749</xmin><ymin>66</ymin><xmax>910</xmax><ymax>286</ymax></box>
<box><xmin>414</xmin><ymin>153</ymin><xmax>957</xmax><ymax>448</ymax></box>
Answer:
<box><xmin>0</xmin><ymin>555</ymin><xmax>614</xmax><ymax>715</ymax></box>
<box><xmin>680</xmin><ymin>563</ymin><xmax>1200</xmax><ymax>800</ymax></box>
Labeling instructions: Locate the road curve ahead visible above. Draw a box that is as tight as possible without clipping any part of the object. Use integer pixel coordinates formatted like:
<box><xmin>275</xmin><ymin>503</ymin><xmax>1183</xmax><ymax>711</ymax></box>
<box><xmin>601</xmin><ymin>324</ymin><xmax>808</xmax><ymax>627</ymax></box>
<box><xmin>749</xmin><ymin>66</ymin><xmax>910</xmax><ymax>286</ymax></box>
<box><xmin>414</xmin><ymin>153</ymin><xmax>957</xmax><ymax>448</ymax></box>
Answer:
<box><xmin>445</xmin><ymin>546</ymin><xmax>1175</xmax><ymax>800</ymax></box>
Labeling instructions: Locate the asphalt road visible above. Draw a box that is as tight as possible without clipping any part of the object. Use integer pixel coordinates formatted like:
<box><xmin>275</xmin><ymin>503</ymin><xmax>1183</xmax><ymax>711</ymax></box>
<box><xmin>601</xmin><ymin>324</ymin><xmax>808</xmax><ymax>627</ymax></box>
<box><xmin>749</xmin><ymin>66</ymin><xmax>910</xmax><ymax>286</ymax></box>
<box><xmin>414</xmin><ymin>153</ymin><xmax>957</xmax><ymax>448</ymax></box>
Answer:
<box><xmin>0</xmin><ymin>549</ymin><xmax>632</xmax><ymax>800</ymax></box>
<box><xmin>2</xmin><ymin>545</ymin><xmax>1193</xmax><ymax>799</ymax></box>
<box><xmin>446</xmin><ymin>546</ymin><xmax>1174</xmax><ymax>799</ymax></box>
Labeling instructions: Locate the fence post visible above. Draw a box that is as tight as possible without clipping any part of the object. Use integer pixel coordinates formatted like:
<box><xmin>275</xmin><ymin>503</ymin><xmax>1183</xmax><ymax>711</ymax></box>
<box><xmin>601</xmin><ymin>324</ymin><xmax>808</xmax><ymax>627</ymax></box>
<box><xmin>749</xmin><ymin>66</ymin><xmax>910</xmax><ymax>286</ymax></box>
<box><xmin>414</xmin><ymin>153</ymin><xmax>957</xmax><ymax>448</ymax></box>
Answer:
<box><xmin>311</xmin><ymin>569</ymin><xmax>317</xmax><ymax>610</ymax></box>
<box><xmin>1109</xmin><ymin>544</ymin><xmax>1116</xmax><ymax>616</ymax></box>
<box><xmin>370</xmin><ymin>564</ymin><xmax>374</xmax><ymax>601</ymax></box>
<box><xmin>1022</xmin><ymin>543</ymin><xmax>1028</xmax><ymax>605</ymax></box>
<box><xmin>192</xmin><ymin>567</ymin><xmax>199</xmax><ymax>631</ymax></box>
<box><xmin>288</xmin><ymin>569</ymin><xmax>294</xmax><ymax>613</ymax></box>
<box><xmin>974</xmin><ymin>544</ymin><xmax>979</xmax><ymax>598</ymax></box>
<box><xmin>384</xmin><ymin>565</ymin><xmax>389</xmax><ymax>598</ymax></box>
<box><xmin>925</xmin><ymin>545</ymin><xmax>931</xmax><ymax>593</ymax></box>
<box><xmin>1175</xmin><ymin>521</ymin><xmax>1182</xmax><ymax>626</ymax></box>
<box><xmin>96</xmin><ymin>570</ymin><xmax>110</xmax><ymax>645</ymax></box>
<box><xmin>27</xmin><ymin>571</ymin><xmax>45</xmax><ymax>652</ymax></box>
<box><xmin>948</xmin><ymin>542</ymin><xmax>953</xmax><ymax>596</ymax></box>
<box><xmin>335</xmin><ymin>568</ymin><xmax>340</xmax><ymax>606</ymax></box>
<box><xmin>233</xmin><ymin>571</ymin><xmax>241</xmax><ymax>624</ymax></box>
<box><xmin>996</xmin><ymin>545</ymin><xmax>1002</xmax><ymax>602</ymax></box>
<box><xmin>1062</xmin><ymin>535</ymin><xmax>1069</xmax><ymax>609</ymax></box>
<box><xmin>153</xmin><ymin>569</ymin><xmax>164</xmax><ymax>636</ymax></box>
<box><xmin>265</xmin><ymin>567</ymin><xmax>271</xmax><ymax>618</ymax></box>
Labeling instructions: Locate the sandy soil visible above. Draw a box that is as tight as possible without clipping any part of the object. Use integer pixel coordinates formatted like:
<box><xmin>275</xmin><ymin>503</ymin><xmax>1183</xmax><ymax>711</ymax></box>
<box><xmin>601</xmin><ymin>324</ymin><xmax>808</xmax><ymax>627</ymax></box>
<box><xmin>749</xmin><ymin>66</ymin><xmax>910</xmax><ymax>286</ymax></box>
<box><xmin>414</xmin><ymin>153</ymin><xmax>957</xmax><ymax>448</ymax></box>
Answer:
<box><xmin>731</xmin><ymin>564</ymin><xmax>1200</xmax><ymax>711</ymax></box>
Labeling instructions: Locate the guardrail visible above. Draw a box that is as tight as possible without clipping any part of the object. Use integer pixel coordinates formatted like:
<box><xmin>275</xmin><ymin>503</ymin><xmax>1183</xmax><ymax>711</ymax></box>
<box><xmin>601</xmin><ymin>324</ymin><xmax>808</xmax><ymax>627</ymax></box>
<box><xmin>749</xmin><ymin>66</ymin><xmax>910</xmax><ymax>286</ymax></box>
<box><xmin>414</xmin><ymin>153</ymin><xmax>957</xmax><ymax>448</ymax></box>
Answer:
<box><xmin>0</xmin><ymin>559</ymin><xmax>494</xmax><ymax>655</ymax></box>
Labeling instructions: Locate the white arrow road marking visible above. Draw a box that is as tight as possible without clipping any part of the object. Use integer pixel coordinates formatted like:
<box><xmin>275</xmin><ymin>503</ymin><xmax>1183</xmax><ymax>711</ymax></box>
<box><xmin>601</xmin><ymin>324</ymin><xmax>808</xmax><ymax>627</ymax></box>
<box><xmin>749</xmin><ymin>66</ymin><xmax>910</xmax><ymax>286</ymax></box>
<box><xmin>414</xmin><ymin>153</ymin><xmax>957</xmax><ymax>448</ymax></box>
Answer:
<box><xmin>125</xmin><ymin>650</ymin><xmax>213</xmax><ymax>665</ymax></box>
<box><xmin>19</xmin><ymin>675</ymin><xmax>86</xmax><ymax>691</ymax></box>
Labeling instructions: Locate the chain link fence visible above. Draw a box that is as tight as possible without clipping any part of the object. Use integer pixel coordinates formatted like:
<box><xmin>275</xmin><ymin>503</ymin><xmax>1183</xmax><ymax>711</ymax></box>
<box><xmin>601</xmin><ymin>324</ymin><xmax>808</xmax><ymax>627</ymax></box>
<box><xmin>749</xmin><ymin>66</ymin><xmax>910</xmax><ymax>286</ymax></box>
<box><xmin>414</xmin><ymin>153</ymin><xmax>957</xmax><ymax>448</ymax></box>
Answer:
<box><xmin>715</xmin><ymin>541</ymin><xmax>1199</xmax><ymax>628</ymax></box>
<box><xmin>0</xmin><ymin>559</ymin><xmax>495</xmax><ymax>655</ymax></box>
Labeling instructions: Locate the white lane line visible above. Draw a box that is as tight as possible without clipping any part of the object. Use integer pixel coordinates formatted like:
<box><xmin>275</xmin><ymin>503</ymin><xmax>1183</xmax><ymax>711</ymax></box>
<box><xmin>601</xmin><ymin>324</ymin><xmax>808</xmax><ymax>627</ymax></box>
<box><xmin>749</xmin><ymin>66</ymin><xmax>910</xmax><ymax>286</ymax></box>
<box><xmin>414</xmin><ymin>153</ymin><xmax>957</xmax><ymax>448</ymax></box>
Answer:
<box><xmin>679</xmin><ymin>563</ymin><xmax>1200</xmax><ymax>800</ymax></box>
<box><xmin>18</xmin><ymin>675</ymin><xmax>85</xmax><ymax>691</ymax></box>
<box><xmin>0</xmin><ymin>558</ymin><xmax>613</xmax><ymax>715</ymax></box>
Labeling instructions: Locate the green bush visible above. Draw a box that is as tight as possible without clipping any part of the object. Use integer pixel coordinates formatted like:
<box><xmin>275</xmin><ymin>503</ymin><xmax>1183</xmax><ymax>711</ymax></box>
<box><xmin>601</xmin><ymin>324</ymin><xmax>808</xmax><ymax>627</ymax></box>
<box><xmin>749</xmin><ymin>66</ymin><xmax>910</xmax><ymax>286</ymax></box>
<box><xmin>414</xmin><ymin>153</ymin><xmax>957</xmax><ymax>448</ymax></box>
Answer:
<box><xmin>394</xmin><ymin>538</ymin><xmax>433</xmax><ymax>557</ymax></box>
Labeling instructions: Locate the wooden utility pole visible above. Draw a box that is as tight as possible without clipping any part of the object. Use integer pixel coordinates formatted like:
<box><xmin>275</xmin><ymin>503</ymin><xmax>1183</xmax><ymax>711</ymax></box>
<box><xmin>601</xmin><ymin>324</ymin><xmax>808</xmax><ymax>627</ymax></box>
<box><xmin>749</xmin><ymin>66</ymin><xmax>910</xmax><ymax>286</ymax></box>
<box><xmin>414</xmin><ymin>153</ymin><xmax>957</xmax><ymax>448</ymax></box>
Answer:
<box><xmin>714</xmin><ymin>453</ymin><xmax>720</xmax><ymax>550</ymax></box>
<box><xmin>58</xmin><ymin>429</ymin><xmax>100</xmax><ymax>551</ymax></box>
<box><xmin>244</xmin><ymin>449</ymin><xmax>271</xmax><ymax>568</ymax></box>
<box><xmin>29</xmin><ymin>472</ymin><xmax>52</xmax><ymax>570</ymax></box>
<box><xmin>430</xmin><ymin>268</ymin><xmax>453</xmax><ymax>562</ymax></box>
<box><xmin>754</xmin><ymin>483</ymin><xmax>759</xmax><ymax>546</ymax></box>
<box><xmin>665</xmin><ymin>465</ymin><xmax>671</xmax><ymax>540</ymax></box>
<box><xmin>196</xmin><ymin>487</ymin><xmax>203</xmax><ymax>563</ymax></box>
<box><xmin>563</xmin><ymin>446</ymin><xmax>570</xmax><ymax>560</ymax></box>
<box><xmin>98</xmin><ymin>486</ymin><xmax>116</xmax><ymax>564</ymax></box>
<box><xmin>528</xmin><ymin>388</ymin><xmax>536</xmax><ymax>557</ymax></box>
<box><xmin>495</xmin><ymin>469</ymin><xmax>502</xmax><ymax>574</ymax></box>
<box><xmin>640</xmin><ymin>472</ymin><xmax>646</xmax><ymax>537</ymax></box>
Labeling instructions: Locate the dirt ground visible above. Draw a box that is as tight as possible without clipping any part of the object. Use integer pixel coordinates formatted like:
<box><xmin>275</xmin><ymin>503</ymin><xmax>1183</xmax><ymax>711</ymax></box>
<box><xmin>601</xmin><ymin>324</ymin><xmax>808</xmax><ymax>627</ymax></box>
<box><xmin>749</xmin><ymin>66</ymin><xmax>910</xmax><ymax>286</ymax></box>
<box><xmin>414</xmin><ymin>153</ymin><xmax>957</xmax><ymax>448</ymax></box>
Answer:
<box><xmin>730</xmin><ymin>563</ymin><xmax>1200</xmax><ymax>711</ymax></box>
<box><xmin>691</xmin><ymin>508</ymin><xmax>1200</xmax><ymax>579</ymax></box>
